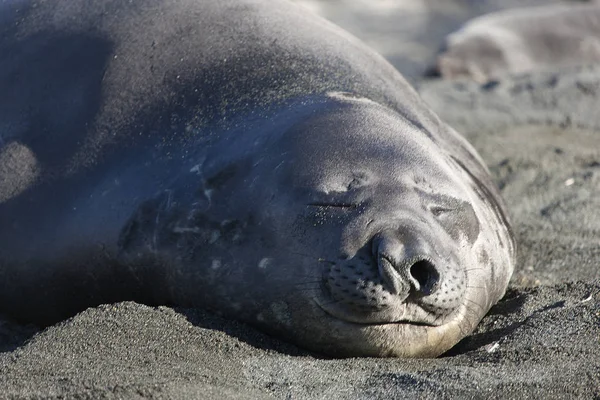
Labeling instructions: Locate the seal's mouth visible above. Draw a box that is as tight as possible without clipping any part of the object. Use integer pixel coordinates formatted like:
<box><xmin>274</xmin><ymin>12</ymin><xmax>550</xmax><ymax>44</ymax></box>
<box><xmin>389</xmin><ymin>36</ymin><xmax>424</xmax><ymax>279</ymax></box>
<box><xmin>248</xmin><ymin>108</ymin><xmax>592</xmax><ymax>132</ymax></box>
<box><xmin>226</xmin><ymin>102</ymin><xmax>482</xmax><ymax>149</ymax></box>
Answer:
<box><xmin>313</xmin><ymin>294</ymin><xmax>438</xmax><ymax>327</ymax></box>
<box><xmin>314</xmin><ymin>280</ymin><xmax>443</xmax><ymax>327</ymax></box>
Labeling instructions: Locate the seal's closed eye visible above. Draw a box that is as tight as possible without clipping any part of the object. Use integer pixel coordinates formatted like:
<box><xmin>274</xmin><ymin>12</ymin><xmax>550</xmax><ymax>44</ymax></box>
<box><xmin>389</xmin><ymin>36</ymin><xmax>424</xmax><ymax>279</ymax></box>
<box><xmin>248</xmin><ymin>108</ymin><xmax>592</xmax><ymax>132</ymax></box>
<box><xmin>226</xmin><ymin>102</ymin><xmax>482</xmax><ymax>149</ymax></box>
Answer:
<box><xmin>429</xmin><ymin>205</ymin><xmax>454</xmax><ymax>217</ymax></box>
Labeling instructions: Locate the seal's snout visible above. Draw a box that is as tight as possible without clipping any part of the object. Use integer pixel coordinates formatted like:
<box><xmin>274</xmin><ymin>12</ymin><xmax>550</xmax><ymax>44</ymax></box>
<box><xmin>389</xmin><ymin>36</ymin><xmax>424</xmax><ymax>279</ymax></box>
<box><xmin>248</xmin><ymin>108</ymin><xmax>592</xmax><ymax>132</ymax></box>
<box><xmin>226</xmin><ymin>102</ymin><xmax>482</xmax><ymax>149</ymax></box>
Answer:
<box><xmin>378</xmin><ymin>255</ymin><xmax>441</xmax><ymax>298</ymax></box>
<box><xmin>322</xmin><ymin>227</ymin><xmax>465</xmax><ymax>325</ymax></box>
<box><xmin>374</xmin><ymin>233</ymin><xmax>440</xmax><ymax>299</ymax></box>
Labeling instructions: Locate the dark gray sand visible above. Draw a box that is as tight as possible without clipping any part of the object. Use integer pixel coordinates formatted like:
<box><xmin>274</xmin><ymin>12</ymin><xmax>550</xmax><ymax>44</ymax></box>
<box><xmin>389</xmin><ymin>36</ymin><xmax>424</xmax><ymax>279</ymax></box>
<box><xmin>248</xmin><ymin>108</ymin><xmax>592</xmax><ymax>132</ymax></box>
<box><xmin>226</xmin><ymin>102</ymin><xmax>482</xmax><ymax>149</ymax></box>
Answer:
<box><xmin>2</xmin><ymin>1</ymin><xmax>600</xmax><ymax>399</ymax></box>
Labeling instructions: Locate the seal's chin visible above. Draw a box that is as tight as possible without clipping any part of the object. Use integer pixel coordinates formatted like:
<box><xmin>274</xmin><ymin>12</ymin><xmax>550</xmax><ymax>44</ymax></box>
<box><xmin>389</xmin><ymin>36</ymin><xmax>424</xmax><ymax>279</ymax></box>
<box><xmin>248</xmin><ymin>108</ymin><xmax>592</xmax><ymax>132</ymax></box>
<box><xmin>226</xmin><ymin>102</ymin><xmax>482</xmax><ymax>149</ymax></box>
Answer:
<box><xmin>304</xmin><ymin>292</ymin><xmax>471</xmax><ymax>358</ymax></box>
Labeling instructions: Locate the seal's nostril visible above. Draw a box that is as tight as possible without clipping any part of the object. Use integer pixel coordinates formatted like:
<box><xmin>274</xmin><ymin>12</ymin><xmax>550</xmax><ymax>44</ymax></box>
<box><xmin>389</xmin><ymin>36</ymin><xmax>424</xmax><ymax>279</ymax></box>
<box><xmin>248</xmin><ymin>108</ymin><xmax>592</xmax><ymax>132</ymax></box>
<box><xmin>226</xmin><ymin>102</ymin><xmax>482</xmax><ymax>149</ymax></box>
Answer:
<box><xmin>410</xmin><ymin>260</ymin><xmax>439</xmax><ymax>295</ymax></box>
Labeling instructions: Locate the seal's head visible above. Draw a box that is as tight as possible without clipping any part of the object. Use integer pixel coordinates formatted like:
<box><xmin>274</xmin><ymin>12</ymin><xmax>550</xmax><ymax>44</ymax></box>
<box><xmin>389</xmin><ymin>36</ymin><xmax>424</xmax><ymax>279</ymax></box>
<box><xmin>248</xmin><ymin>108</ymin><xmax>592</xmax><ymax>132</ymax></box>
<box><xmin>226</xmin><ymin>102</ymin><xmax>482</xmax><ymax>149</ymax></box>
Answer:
<box><xmin>123</xmin><ymin>94</ymin><xmax>514</xmax><ymax>357</ymax></box>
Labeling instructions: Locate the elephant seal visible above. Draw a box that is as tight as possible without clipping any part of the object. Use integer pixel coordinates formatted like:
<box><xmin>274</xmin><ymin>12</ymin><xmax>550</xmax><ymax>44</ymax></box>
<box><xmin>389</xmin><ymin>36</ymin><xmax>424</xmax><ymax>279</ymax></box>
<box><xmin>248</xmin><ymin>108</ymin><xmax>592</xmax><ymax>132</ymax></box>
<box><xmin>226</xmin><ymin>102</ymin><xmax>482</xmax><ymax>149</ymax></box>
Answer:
<box><xmin>0</xmin><ymin>0</ymin><xmax>515</xmax><ymax>357</ymax></box>
<box><xmin>436</xmin><ymin>3</ymin><xmax>600</xmax><ymax>82</ymax></box>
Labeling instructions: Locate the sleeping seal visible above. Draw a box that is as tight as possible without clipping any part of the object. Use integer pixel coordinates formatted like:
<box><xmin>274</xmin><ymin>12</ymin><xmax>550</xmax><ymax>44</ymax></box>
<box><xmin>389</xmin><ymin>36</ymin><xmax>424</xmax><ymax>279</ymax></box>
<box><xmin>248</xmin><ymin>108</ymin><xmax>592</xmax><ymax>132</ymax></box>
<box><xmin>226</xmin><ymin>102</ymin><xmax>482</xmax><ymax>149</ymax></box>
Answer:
<box><xmin>0</xmin><ymin>0</ymin><xmax>515</xmax><ymax>357</ymax></box>
<box><xmin>436</xmin><ymin>3</ymin><xmax>600</xmax><ymax>82</ymax></box>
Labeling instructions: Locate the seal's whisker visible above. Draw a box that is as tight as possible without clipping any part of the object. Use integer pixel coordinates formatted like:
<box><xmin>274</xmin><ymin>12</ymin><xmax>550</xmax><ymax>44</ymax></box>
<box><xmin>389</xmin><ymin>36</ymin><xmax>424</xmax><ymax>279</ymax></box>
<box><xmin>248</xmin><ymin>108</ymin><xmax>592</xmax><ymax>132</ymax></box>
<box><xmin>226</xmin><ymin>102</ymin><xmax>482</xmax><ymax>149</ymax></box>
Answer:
<box><xmin>288</xmin><ymin>250</ymin><xmax>321</xmax><ymax>259</ymax></box>
<box><xmin>293</xmin><ymin>280</ymin><xmax>324</xmax><ymax>286</ymax></box>
<box><xmin>307</xmin><ymin>202</ymin><xmax>358</xmax><ymax>209</ymax></box>
<box><xmin>270</xmin><ymin>283</ymin><xmax>321</xmax><ymax>296</ymax></box>
<box><xmin>465</xmin><ymin>298</ymin><xmax>485</xmax><ymax>312</ymax></box>
<box><xmin>317</xmin><ymin>259</ymin><xmax>338</xmax><ymax>265</ymax></box>
<box><xmin>431</xmin><ymin>313</ymin><xmax>446</xmax><ymax>326</ymax></box>
<box><xmin>466</xmin><ymin>285</ymin><xmax>485</xmax><ymax>290</ymax></box>
<box><xmin>286</xmin><ymin>251</ymin><xmax>337</xmax><ymax>265</ymax></box>
<box><xmin>461</xmin><ymin>305</ymin><xmax>482</xmax><ymax>328</ymax></box>
<box><xmin>288</xmin><ymin>287</ymin><xmax>320</xmax><ymax>295</ymax></box>
<box><xmin>315</xmin><ymin>297</ymin><xmax>348</xmax><ymax>308</ymax></box>
<box><xmin>465</xmin><ymin>267</ymin><xmax>484</xmax><ymax>272</ymax></box>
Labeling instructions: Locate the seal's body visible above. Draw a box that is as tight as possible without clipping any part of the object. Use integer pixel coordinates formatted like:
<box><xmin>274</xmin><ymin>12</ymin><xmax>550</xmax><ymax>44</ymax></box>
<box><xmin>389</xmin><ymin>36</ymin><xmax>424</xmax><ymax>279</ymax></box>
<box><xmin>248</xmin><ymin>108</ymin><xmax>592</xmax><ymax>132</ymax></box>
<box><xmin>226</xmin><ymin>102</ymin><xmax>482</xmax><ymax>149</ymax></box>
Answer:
<box><xmin>437</xmin><ymin>3</ymin><xmax>600</xmax><ymax>81</ymax></box>
<box><xmin>0</xmin><ymin>0</ymin><xmax>515</xmax><ymax>357</ymax></box>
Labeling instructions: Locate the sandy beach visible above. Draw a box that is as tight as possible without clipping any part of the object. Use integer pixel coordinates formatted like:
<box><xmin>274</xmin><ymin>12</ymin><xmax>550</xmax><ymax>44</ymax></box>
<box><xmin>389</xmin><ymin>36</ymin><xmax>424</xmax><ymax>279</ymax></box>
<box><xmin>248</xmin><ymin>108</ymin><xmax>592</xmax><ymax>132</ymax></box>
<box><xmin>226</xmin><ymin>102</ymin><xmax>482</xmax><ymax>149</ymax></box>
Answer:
<box><xmin>1</xmin><ymin>1</ymin><xmax>599</xmax><ymax>398</ymax></box>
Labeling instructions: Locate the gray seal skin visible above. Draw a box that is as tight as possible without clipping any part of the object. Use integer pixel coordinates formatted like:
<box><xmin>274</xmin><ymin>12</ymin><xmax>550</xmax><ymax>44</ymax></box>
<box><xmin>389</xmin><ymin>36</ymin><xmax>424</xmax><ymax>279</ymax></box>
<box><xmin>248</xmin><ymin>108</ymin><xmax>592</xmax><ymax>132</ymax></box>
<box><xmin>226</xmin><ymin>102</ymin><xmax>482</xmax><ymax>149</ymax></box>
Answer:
<box><xmin>0</xmin><ymin>0</ymin><xmax>515</xmax><ymax>357</ymax></box>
